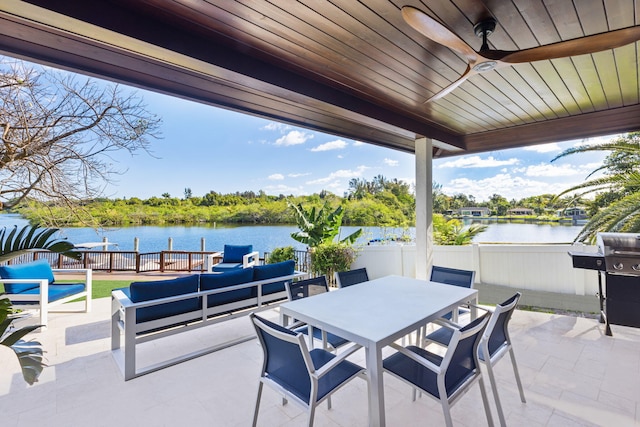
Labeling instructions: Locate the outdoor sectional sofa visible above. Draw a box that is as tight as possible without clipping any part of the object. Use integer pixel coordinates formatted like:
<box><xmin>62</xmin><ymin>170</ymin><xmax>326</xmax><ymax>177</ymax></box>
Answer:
<box><xmin>110</xmin><ymin>260</ymin><xmax>305</xmax><ymax>380</ymax></box>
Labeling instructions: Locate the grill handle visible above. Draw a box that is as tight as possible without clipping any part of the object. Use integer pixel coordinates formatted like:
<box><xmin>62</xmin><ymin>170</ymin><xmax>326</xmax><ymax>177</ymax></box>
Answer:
<box><xmin>612</xmin><ymin>250</ymin><xmax>640</xmax><ymax>256</ymax></box>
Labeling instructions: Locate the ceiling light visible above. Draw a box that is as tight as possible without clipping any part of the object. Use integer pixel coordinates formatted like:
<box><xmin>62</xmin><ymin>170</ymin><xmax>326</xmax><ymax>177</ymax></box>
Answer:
<box><xmin>473</xmin><ymin>61</ymin><xmax>497</xmax><ymax>72</ymax></box>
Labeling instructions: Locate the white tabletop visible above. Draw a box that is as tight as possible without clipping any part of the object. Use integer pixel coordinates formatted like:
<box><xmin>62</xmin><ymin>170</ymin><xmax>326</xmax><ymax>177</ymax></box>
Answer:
<box><xmin>279</xmin><ymin>274</ymin><xmax>478</xmax><ymax>427</ymax></box>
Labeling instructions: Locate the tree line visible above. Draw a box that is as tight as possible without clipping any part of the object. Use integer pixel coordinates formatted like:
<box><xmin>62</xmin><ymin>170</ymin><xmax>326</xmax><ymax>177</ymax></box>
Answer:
<box><xmin>14</xmin><ymin>173</ymin><xmax>590</xmax><ymax>228</ymax></box>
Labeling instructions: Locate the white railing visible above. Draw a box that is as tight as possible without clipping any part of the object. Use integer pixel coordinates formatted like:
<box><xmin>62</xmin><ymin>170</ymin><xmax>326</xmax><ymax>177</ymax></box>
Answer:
<box><xmin>352</xmin><ymin>243</ymin><xmax>601</xmax><ymax>297</ymax></box>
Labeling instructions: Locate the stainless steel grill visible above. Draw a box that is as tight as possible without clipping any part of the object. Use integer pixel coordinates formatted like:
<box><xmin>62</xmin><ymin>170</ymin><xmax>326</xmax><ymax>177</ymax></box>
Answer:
<box><xmin>597</xmin><ymin>232</ymin><xmax>640</xmax><ymax>275</ymax></box>
<box><xmin>569</xmin><ymin>232</ymin><xmax>640</xmax><ymax>336</ymax></box>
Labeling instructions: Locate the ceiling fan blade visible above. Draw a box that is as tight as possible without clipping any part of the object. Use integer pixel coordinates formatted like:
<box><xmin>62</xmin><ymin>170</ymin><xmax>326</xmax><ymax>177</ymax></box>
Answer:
<box><xmin>424</xmin><ymin>65</ymin><xmax>476</xmax><ymax>103</ymax></box>
<box><xmin>487</xmin><ymin>25</ymin><xmax>640</xmax><ymax>63</ymax></box>
<box><xmin>402</xmin><ymin>6</ymin><xmax>477</xmax><ymax>63</ymax></box>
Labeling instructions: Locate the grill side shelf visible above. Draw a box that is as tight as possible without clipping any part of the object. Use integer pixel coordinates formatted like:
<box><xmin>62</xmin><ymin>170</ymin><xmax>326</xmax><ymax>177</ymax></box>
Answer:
<box><xmin>568</xmin><ymin>251</ymin><xmax>605</xmax><ymax>271</ymax></box>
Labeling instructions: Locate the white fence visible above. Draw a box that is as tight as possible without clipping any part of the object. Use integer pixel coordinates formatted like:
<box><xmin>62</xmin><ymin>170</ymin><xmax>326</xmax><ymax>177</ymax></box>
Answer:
<box><xmin>352</xmin><ymin>243</ymin><xmax>601</xmax><ymax>297</ymax></box>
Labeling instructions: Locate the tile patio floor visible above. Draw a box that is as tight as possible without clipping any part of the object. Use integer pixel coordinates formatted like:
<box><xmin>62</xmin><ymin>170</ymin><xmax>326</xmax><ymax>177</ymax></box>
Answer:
<box><xmin>1</xmin><ymin>297</ymin><xmax>639</xmax><ymax>426</ymax></box>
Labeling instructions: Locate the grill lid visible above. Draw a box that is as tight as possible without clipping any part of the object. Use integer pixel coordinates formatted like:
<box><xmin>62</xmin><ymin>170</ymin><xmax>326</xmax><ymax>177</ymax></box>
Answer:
<box><xmin>596</xmin><ymin>232</ymin><xmax>640</xmax><ymax>275</ymax></box>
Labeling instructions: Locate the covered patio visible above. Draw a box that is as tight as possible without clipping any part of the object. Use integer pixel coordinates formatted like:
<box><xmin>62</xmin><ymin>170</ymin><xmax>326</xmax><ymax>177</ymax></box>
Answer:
<box><xmin>1</xmin><ymin>0</ymin><xmax>638</xmax><ymax>278</ymax></box>
<box><xmin>2</xmin><ymin>297</ymin><xmax>640</xmax><ymax>426</ymax></box>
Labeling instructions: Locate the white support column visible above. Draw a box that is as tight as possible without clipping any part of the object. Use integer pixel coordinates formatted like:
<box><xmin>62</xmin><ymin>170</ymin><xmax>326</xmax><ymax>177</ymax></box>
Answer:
<box><xmin>415</xmin><ymin>137</ymin><xmax>433</xmax><ymax>280</ymax></box>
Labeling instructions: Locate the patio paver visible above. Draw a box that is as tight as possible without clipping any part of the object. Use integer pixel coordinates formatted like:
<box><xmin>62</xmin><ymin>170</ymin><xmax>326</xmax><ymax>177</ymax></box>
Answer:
<box><xmin>1</xmin><ymin>297</ymin><xmax>639</xmax><ymax>426</ymax></box>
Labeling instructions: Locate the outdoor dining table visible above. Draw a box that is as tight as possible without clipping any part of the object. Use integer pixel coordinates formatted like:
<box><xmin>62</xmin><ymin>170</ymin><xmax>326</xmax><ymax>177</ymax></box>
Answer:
<box><xmin>279</xmin><ymin>274</ymin><xmax>478</xmax><ymax>427</ymax></box>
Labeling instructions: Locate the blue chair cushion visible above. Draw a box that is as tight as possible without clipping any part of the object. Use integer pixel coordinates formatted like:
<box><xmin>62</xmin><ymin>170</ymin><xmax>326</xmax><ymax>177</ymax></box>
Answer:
<box><xmin>128</xmin><ymin>275</ymin><xmax>200</xmax><ymax>323</ymax></box>
<box><xmin>253</xmin><ymin>260</ymin><xmax>295</xmax><ymax>295</ymax></box>
<box><xmin>0</xmin><ymin>260</ymin><xmax>56</xmax><ymax>293</ymax></box>
<box><xmin>200</xmin><ymin>268</ymin><xmax>254</xmax><ymax>307</ymax></box>
<box><xmin>222</xmin><ymin>244</ymin><xmax>253</xmax><ymax>263</ymax></box>
<box><xmin>212</xmin><ymin>262</ymin><xmax>243</xmax><ymax>273</ymax></box>
<box><xmin>12</xmin><ymin>283</ymin><xmax>86</xmax><ymax>304</ymax></box>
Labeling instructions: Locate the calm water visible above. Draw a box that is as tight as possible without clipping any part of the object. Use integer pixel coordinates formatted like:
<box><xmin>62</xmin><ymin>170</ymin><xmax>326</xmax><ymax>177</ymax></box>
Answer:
<box><xmin>0</xmin><ymin>213</ymin><xmax>582</xmax><ymax>253</ymax></box>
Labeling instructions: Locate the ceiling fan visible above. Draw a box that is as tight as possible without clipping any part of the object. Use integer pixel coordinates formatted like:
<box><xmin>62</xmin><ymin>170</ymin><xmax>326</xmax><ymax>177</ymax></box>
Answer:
<box><xmin>401</xmin><ymin>6</ymin><xmax>640</xmax><ymax>103</ymax></box>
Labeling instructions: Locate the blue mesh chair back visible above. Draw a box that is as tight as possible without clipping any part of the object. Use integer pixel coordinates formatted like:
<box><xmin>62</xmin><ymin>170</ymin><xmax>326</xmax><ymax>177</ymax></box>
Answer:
<box><xmin>485</xmin><ymin>292</ymin><xmax>519</xmax><ymax>357</ymax></box>
<box><xmin>250</xmin><ymin>313</ymin><xmax>365</xmax><ymax>426</ymax></box>
<box><xmin>383</xmin><ymin>313</ymin><xmax>493</xmax><ymax>427</ymax></box>
<box><xmin>430</xmin><ymin>266</ymin><xmax>475</xmax><ymax>288</ymax></box>
<box><xmin>287</xmin><ymin>276</ymin><xmax>330</xmax><ymax>301</ymax></box>
<box><xmin>335</xmin><ymin>268</ymin><xmax>369</xmax><ymax>288</ymax></box>
<box><xmin>285</xmin><ymin>276</ymin><xmax>349</xmax><ymax>350</ymax></box>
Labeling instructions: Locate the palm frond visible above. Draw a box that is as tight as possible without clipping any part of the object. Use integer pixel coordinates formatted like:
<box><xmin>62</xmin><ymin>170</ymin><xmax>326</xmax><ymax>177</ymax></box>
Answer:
<box><xmin>0</xmin><ymin>225</ymin><xmax>80</xmax><ymax>263</ymax></box>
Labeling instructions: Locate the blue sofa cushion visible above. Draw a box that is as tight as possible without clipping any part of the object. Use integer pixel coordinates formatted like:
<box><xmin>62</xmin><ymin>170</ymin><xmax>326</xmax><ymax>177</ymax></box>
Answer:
<box><xmin>222</xmin><ymin>244</ymin><xmax>253</xmax><ymax>263</ymax></box>
<box><xmin>0</xmin><ymin>260</ymin><xmax>56</xmax><ymax>294</ymax></box>
<box><xmin>212</xmin><ymin>262</ymin><xmax>243</xmax><ymax>273</ymax></box>
<box><xmin>200</xmin><ymin>268</ymin><xmax>254</xmax><ymax>307</ymax></box>
<box><xmin>13</xmin><ymin>283</ymin><xmax>86</xmax><ymax>304</ymax></box>
<box><xmin>253</xmin><ymin>260</ymin><xmax>295</xmax><ymax>295</ymax></box>
<box><xmin>129</xmin><ymin>275</ymin><xmax>201</xmax><ymax>323</ymax></box>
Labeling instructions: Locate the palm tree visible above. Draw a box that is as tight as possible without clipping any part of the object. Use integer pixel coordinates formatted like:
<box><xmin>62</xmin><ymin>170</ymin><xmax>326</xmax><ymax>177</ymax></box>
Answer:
<box><xmin>0</xmin><ymin>224</ymin><xmax>80</xmax><ymax>384</ymax></box>
<box><xmin>553</xmin><ymin>132</ymin><xmax>640</xmax><ymax>243</ymax></box>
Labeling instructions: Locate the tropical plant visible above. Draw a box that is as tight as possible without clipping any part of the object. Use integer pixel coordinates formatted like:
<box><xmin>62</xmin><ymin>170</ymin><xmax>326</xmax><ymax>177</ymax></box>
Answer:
<box><xmin>0</xmin><ymin>298</ymin><xmax>45</xmax><ymax>385</ymax></box>
<box><xmin>288</xmin><ymin>201</ymin><xmax>362</xmax><ymax>247</ymax></box>
<box><xmin>433</xmin><ymin>214</ymin><xmax>487</xmax><ymax>245</ymax></box>
<box><xmin>552</xmin><ymin>132</ymin><xmax>640</xmax><ymax>243</ymax></box>
<box><xmin>267</xmin><ymin>246</ymin><xmax>297</xmax><ymax>264</ymax></box>
<box><xmin>0</xmin><ymin>224</ymin><xmax>80</xmax><ymax>384</ymax></box>
<box><xmin>309</xmin><ymin>243</ymin><xmax>357</xmax><ymax>281</ymax></box>
<box><xmin>0</xmin><ymin>225</ymin><xmax>81</xmax><ymax>263</ymax></box>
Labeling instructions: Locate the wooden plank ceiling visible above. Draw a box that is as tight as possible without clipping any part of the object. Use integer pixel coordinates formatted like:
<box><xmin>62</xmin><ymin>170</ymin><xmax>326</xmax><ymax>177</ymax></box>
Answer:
<box><xmin>0</xmin><ymin>0</ymin><xmax>639</xmax><ymax>157</ymax></box>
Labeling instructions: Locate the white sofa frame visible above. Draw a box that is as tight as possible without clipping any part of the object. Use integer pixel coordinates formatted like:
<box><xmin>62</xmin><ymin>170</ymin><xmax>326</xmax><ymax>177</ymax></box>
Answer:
<box><xmin>204</xmin><ymin>250</ymin><xmax>260</xmax><ymax>272</ymax></box>
<box><xmin>1</xmin><ymin>268</ymin><xmax>92</xmax><ymax>327</ymax></box>
<box><xmin>111</xmin><ymin>271</ymin><xmax>306</xmax><ymax>380</ymax></box>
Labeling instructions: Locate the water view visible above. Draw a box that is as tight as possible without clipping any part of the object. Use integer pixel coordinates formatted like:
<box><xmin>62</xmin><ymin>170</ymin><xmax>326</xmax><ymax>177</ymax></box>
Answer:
<box><xmin>0</xmin><ymin>213</ymin><xmax>584</xmax><ymax>254</ymax></box>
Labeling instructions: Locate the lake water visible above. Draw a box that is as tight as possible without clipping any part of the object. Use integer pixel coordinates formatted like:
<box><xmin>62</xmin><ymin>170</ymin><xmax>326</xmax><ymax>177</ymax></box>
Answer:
<box><xmin>0</xmin><ymin>213</ymin><xmax>583</xmax><ymax>253</ymax></box>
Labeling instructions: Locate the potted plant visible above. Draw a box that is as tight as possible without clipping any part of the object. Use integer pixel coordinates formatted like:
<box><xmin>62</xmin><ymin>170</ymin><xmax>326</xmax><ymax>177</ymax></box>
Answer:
<box><xmin>309</xmin><ymin>242</ymin><xmax>357</xmax><ymax>284</ymax></box>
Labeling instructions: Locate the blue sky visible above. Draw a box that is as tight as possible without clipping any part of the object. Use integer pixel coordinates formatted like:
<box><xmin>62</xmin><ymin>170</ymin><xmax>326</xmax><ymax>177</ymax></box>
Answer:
<box><xmin>104</xmin><ymin>87</ymin><xmax>616</xmax><ymax>202</ymax></box>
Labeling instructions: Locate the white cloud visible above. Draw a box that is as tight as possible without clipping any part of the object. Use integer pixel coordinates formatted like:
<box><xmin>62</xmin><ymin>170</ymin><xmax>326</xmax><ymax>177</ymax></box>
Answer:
<box><xmin>306</xmin><ymin>166</ymin><xmax>369</xmax><ymax>185</ymax></box>
<box><xmin>268</xmin><ymin>173</ymin><xmax>284</xmax><ymax>180</ymax></box>
<box><xmin>572</xmin><ymin>134</ymin><xmax>621</xmax><ymax>148</ymax></box>
<box><xmin>337</xmin><ymin>154</ymin><xmax>344</xmax><ymax>159</ymax></box>
<box><xmin>353</xmin><ymin>141</ymin><xmax>365</xmax><ymax>146</ymax></box>
<box><xmin>384</xmin><ymin>158</ymin><xmax>399</xmax><ymax>167</ymax></box>
<box><xmin>437</xmin><ymin>155</ymin><xmax>519</xmax><ymax>168</ymax></box>
<box><xmin>275</xmin><ymin>130</ymin><xmax>313</xmax><ymax>146</ymax></box>
<box><xmin>523</xmin><ymin>143</ymin><xmax>561</xmax><ymax>153</ymax></box>
<box><xmin>311</xmin><ymin>139</ymin><xmax>347</xmax><ymax>152</ymax></box>
<box><xmin>262</xmin><ymin>122</ymin><xmax>289</xmax><ymax>132</ymax></box>
<box><xmin>441</xmin><ymin>173</ymin><xmax>586</xmax><ymax>201</ymax></box>
<box><xmin>524</xmin><ymin>163</ymin><xmax>582</xmax><ymax>177</ymax></box>
<box><xmin>288</xmin><ymin>172</ymin><xmax>311</xmax><ymax>178</ymax></box>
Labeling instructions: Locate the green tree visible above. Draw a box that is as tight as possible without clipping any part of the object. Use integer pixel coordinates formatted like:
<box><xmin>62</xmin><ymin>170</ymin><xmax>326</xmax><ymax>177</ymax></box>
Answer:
<box><xmin>553</xmin><ymin>132</ymin><xmax>640</xmax><ymax>242</ymax></box>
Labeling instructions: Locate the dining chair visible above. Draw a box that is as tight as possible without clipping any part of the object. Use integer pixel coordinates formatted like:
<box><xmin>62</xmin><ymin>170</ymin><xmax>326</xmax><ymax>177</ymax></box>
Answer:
<box><xmin>250</xmin><ymin>313</ymin><xmax>366</xmax><ymax>427</ymax></box>
<box><xmin>423</xmin><ymin>292</ymin><xmax>526</xmax><ymax>426</ymax></box>
<box><xmin>285</xmin><ymin>276</ymin><xmax>350</xmax><ymax>351</ymax></box>
<box><xmin>334</xmin><ymin>268</ymin><xmax>369</xmax><ymax>288</ymax></box>
<box><xmin>430</xmin><ymin>265</ymin><xmax>475</xmax><ymax>321</ymax></box>
<box><xmin>383</xmin><ymin>313</ymin><xmax>493</xmax><ymax>427</ymax></box>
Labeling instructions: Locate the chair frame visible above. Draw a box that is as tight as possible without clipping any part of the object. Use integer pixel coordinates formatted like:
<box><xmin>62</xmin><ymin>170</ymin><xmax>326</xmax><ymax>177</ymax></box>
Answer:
<box><xmin>334</xmin><ymin>268</ymin><xmax>369</xmax><ymax>288</ymax></box>
<box><xmin>384</xmin><ymin>313</ymin><xmax>493</xmax><ymax>427</ymax></box>
<box><xmin>250</xmin><ymin>313</ymin><xmax>365</xmax><ymax>427</ymax></box>
<box><xmin>1</xmin><ymin>268</ymin><xmax>92</xmax><ymax>327</ymax></box>
<box><xmin>285</xmin><ymin>276</ymin><xmax>348</xmax><ymax>352</ymax></box>
<box><xmin>425</xmin><ymin>293</ymin><xmax>526</xmax><ymax>427</ymax></box>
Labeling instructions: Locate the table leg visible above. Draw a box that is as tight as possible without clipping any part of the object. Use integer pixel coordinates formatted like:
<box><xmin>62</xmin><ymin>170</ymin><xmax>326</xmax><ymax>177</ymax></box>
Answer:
<box><xmin>365</xmin><ymin>345</ymin><xmax>385</xmax><ymax>427</ymax></box>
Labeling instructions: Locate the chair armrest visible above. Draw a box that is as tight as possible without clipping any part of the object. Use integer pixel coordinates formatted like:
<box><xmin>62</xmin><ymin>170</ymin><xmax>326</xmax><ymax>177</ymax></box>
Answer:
<box><xmin>205</xmin><ymin>252</ymin><xmax>223</xmax><ymax>272</ymax></box>
<box><xmin>313</xmin><ymin>343</ymin><xmax>363</xmax><ymax>378</ymax></box>
<box><xmin>243</xmin><ymin>251</ymin><xmax>259</xmax><ymax>268</ymax></box>
<box><xmin>388</xmin><ymin>342</ymin><xmax>441</xmax><ymax>374</ymax></box>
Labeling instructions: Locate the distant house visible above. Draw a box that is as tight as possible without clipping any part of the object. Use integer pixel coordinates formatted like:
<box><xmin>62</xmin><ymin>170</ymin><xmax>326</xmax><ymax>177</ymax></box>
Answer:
<box><xmin>508</xmin><ymin>207</ymin><xmax>534</xmax><ymax>216</ymax></box>
<box><xmin>458</xmin><ymin>207</ymin><xmax>490</xmax><ymax>217</ymax></box>
<box><xmin>559</xmin><ymin>206</ymin><xmax>588</xmax><ymax>219</ymax></box>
